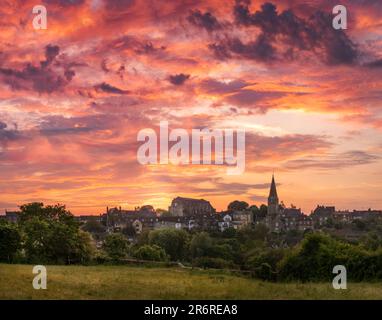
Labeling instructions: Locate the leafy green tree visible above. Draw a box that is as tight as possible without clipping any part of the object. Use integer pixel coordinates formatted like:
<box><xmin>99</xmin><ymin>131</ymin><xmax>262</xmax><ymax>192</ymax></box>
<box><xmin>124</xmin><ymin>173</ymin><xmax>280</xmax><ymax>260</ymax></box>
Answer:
<box><xmin>133</xmin><ymin>245</ymin><xmax>168</xmax><ymax>261</ymax></box>
<box><xmin>190</xmin><ymin>232</ymin><xmax>236</xmax><ymax>263</ymax></box>
<box><xmin>253</xmin><ymin>224</ymin><xmax>268</xmax><ymax>241</ymax></box>
<box><xmin>250</xmin><ymin>205</ymin><xmax>259</xmax><ymax>222</ymax></box>
<box><xmin>73</xmin><ymin>230</ymin><xmax>95</xmax><ymax>263</ymax></box>
<box><xmin>221</xmin><ymin>227</ymin><xmax>237</xmax><ymax>238</ymax></box>
<box><xmin>352</xmin><ymin>219</ymin><xmax>367</xmax><ymax>231</ymax></box>
<box><xmin>136</xmin><ymin>229</ymin><xmax>150</xmax><ymax>246</ymax></box>
<box><xmin>0</xmin><ymin>221</ymin><xmax>22</xmax><ymax>262</ymax></box>
<box><xmin>156</xmin><ymin>209</ymin><xmax>171</xmax><ymax>217</ymax></box>
<box><xmin>103</xmin><ymin>233</ymin><xmax>129</xmax><ymax>260</ymax></box>
<box><xmin>19</xmin><ymin>202</ymin><xmax>77</xmax><ymax>227</ymax></box>
<box><xmin>252</xmin><ymin>204</ymin><xmax>267</xmax><ymax>222</ymax></box>
<box><xmin>22</xmin><ymin>217</ymin><xmax>52</xmax><ymax>263</ymax></box>
<box><xmin>228</xmin><ymin>201</ymin><xmax>249</xmax><ymax>211</ymax></box>
<box><xmin>82</xmin><ymin>220</ymin><xmax>106</xmax><ymax>234</ymax></box>
<box><xmin>148</xmin><ymin>228</ymin><xmax>189</xmax><ymax>261</ymax></box>
<box><xmin>209</xmin><ymin>243</ymin><xmax>235</xmax><ymax>261</ymax></box>
<box><xmin>249</xmin><ymin>205</ymin><xmax>259</xmax><ymax>212</ymax></box>
<box><xmin>237</xmin><ymin>224</ymin><xmax>268</xmax><ymax>243</ymax></box>
<box><xmin>192</xmin><ymin>257</ymin><xmax>234</xmax><ymax>269</ymax></box>
<box><xmin>190</xmin><ymin>232</ymin><xmax>213</xmax><ymax>258</ymax></box>
<box><xmin>19</xmin><ymin>203</ymin><xmax>94</xmax><ymax>264</ymax></box>
<box><xmin>278</xmin><ymin>233</ymin><xmax>366</xmax><ymax>282</ymax></box>
<box><xmin>246</xmin><ymin>248</ymin><xmax>286</xmax><ymax>281</ymax></box>
<box><xmin>259</xmin><ymin>204</ymin><xmax>268</xmax><ymax>217</ymax></box>
<box><xmin>361</xmin><ymin>232</ymin><xmax>382</xmax><ymax>251</ymax></box>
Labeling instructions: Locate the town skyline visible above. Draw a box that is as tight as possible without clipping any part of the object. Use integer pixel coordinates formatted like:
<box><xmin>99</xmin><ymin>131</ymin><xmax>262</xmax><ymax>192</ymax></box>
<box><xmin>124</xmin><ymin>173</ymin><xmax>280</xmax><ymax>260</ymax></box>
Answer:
<box><xmin>2</xmin><ymin>174</ymin><xmax>382</xmax><ymax>216</ymax></box>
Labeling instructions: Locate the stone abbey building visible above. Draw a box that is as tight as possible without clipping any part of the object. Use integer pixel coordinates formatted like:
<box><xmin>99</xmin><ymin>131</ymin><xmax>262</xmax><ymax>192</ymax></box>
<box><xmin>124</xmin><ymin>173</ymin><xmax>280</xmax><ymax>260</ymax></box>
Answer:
<box><xmin>168</xmin><ymin>197</ymin><xmax>215</xmax><ymax>217</ymax></box>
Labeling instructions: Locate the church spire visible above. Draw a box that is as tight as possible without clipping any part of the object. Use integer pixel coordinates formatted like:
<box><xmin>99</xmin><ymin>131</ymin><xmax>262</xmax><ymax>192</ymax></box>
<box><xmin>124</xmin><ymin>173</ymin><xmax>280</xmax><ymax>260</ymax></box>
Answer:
<box><xmin>269</xmin><ymin>174</ymin><xmax>278</xmax><ymax>200</ymax></box>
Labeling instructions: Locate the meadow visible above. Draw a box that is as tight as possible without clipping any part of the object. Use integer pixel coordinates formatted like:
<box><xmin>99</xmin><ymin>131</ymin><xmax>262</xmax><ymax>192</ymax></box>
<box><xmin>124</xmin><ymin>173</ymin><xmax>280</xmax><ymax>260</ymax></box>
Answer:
<box><xmin>1</xmin><ymin>264</ymin><xmax>382</xmax><ymax>300</ymax></box>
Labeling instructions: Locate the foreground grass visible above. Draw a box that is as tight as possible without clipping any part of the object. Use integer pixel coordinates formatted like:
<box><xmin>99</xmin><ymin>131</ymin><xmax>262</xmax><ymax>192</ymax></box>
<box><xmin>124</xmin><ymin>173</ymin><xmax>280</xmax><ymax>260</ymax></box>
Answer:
<box><xmin>1</xmin><ymin>264</ymin><xmax>382</xmax><ymax>299</ymax></box>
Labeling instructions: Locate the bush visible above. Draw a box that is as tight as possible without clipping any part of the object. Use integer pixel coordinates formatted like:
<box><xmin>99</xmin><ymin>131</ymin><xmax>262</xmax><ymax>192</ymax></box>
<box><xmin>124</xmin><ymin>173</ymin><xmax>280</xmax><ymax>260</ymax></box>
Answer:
<box><xmin>245</xmin><ymin>248</ymin><xmax>286</xmax><ymax>281</ymax></box>
<box><xmin>278</xmin><ymin>233</ymin><xmax>366</xmax><ymax>282</ymax></box>
<box><xmin>246</xmin><ymin>248</ymin><xmax>286</xmax><ymax>271</ymax></box>
<box><xmin>255</xmin><ymin>263</ymin><xmax>276</xmax><ymax>281</ymax></box>
<box><xmin>192</xmin><ymin>257</ymin><xmax>235</xmax><ymax>269</ymax></box>
<box><xmin>133</xmin><ymin>245</ymin><xmax>168</xmax><ymax>261</ymax></box>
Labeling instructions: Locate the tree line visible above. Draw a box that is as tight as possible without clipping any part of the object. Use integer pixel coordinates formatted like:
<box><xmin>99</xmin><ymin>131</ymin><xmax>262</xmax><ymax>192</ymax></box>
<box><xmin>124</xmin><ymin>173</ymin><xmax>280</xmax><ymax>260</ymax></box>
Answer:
<box><xmin>2</xmin><ymin>202</ymin><xmax>382</xmax><ymax>282</ymax></box>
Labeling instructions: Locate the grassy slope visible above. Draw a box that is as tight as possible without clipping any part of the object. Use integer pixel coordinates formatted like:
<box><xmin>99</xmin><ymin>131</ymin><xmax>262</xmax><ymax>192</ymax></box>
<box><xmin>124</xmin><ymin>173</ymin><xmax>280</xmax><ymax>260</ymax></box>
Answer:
<box><xmin>1</xmin><ymin>264</ymin><xmax>382</xmax><ymax>300</ymax></box>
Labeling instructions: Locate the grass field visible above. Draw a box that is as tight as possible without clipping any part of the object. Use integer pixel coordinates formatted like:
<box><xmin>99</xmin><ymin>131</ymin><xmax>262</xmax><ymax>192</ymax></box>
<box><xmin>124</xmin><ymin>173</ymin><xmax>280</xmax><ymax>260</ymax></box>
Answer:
<box><xmin>1</xmin><ymin>264</ymin><xmax>382</xmax><ymax>299</ymax></box>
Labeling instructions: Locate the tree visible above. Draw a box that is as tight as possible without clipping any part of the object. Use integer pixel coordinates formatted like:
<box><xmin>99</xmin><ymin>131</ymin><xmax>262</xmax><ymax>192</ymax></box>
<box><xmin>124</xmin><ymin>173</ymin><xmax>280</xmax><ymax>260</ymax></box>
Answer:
<box><xmin>361</xmin><ymin>232</ymin><xmax>381</xmax><ymax>251</ymax></box>
<box><xmin>190</xmin><ymin>232</ymin><xmax>213</xmax><ymax>258</ymax></box>
<box><xmin>0</xmin><ymin>221</ymin><xmax>22</xmax><ymax>262</ymax></box>
<box><xmin>259</xmin><ymin>204</ymin><xmax>268</xmax><ymax>217</ymax></box>
<box><xmin>73</xmin><ymin>230</ymin><xmax>95</xmax><ymax>264</ymax></box>
<box><xmin>246</xmin><ymin>248</ymin><xmax>285</xmax><ymax>281</ymax></box>
<box><xmin>103</xmin><ymin>233</ymin><xmax>129</xmax><ymax>260</ymax></box>
<box><xmin>156</xmin><ymin>209</ymin><xmax>171</xmax><ymax>217</ymax></box>
<box><xmin>221</xmin><ymin>227</ymin><xmax>237</xmax><ymax>238</ymax></box>
<box><xmin>82</xmin><ymin>220</ymin><xmax>106</xmax><ymax>234</ymax></box>
<box><xmin>22</xmin><ymin>217</ymin><xmax>51</xmax><ymax>263</ymax></box>
<box><xmin>19</xmin><ymin>202</ymin><xmax>77</xmax><ymax>227</ymax></box>
<box><xmin>148</xmin><ymin>228</ymin><xmax>189</xmax><ymax>261</ymax></box>
<box><xmin>253</xmin><ymin>224</ymin><xmax>268</xmax><ymax>241</ymax></box>
<box><xmin>19</xmin><ymin>202</ymin><xmax>95</xmax><ymax>264</ymax></box>
<box><xmin>352</xmin><ymin>219</ymin><xmax>367</xmax><ymax>231</ymax></box>
<box><xmin>277</xmin><ymin>233</ymin><xmax>363</xmax><ymax>281</ymax></box>
<box><xmin>228</xmin><ymin>201</ymin><xmax>249</xmax><ymax>211</ymax></box>
<box><xmin>133</xmin><ymin>245</ymin><xmax>168</xmax><ymax>261</ymax></box>
<box><xmin>250</xmin><ymin>205</ymin><xmax>259</xmax><ymax>212</ymax></box>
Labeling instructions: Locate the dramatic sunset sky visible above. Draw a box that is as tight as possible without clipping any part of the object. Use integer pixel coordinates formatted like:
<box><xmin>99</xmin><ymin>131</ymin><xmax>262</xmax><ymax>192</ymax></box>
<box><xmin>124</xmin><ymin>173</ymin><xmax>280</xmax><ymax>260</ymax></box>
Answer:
<box><xmin>0</xmin><ymin>0</ymin><xmax>381</xmax><ymax>214</ymax></box>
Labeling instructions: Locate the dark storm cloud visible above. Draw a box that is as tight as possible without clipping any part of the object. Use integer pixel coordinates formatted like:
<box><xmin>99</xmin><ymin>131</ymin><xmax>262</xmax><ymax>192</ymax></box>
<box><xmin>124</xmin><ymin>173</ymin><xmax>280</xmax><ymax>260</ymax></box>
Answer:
<box><xmin>224</xmin><ymin>35</ymin><xmax>276</xmax><ymax>62</ymax></box>
<box><xmin>0</xmin><ymin>45</ymin><xmax>75</xmax><ymax>93</ymax></box>
<box><xmin>209</xmin><ymin>35</ymin><xmax>276</xmax><ymax>63</ymax></box>
<box><xmin>210</xmin><ymin>1</ymin><xmax>358</xmax><ymax>65</ymax></box>
<box><xmin>0</xmin><ymin>64</ymin><xmax>66</xmax><ymax>93</ymax></box>
<box><xmin>94</xmin><ymin>82</ymin><xmax>130</xmax><ymax>95</ymax></box>
<box><xmin>41</xmin><ymin>44</ymin><xmax>60</xmax><ymax>68</ymax></box>
<box><xmin>168</xmin><ymin>73</ymin><xmax>190</xmax><ymax>86</ymax></box>
<box><xmin>187</xmin><ymin>10</ymin><xmax>222</xmax><ymax>31</ymax></box>
<box><xmin>208</xmin><ymin>43</ymin><xmax>232</xmax><ymax>60</ymax></box>
<box><xmin>311</xmin><ymin>11</ymin><xmax>358</xmax><ymax>65</ymax></box>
